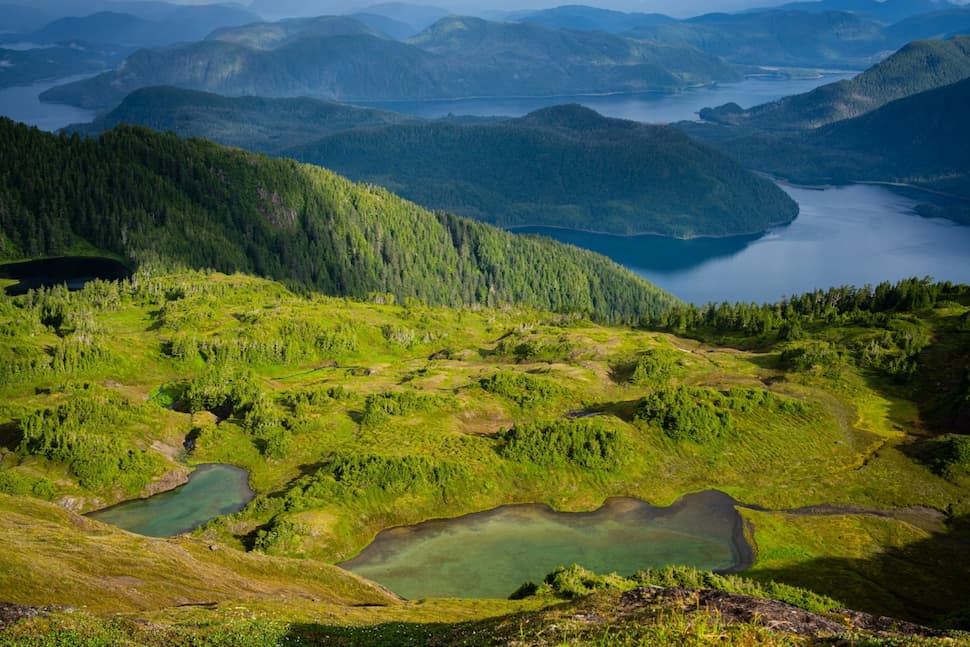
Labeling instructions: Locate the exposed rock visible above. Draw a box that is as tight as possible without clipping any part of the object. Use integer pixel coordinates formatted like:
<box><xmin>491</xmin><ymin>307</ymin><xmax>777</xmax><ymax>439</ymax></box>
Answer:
<box><xmin>619</xmin><ymin>587</ymin><xmax>945</xmax><ymax>638</ymax></box>
<box><xmin>0</xmin><ymin>602</ymin><xmax>71</xmax><ymax>629</ymax></box>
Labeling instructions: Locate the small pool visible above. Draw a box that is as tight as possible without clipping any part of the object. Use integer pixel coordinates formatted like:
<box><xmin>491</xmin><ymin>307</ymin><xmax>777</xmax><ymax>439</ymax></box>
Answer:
<box><xmin>340</xmin><ymin>490</ymin><xmax>750</xmax><ymax>599</ymax></box>
<box><xmin>87</xmin><ymin>464</ymin><xmax>254</xmax><ymax>537</ymax></box>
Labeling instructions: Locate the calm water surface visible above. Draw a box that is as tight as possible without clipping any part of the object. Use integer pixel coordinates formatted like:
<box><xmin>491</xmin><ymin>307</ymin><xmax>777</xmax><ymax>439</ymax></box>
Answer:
<box><xmin>0</xmin><ymin>72</ymin><xmax>98</xmax><ymax>131</ymax></box>
<box><xmin>351</xmin><ymin>74</ymin><xmax>853</xmax><ymax>123</ymax></box>
<box><xmin>87</xmin><ymin>464</ymin><xmax>253</xmax><ymax>537</ymax></box>
<box><xmin>519</xmin><ymin>183</ymin><xmax>970</xmax><ymax>304</ymax></box>
<box><xmin>341</xmin><ymin>491</ymin><xmax>747</xmax><ymax>599</ymax></box>
<box><xmin>0</xmin><ymin>256</ymin><xmax>131</xmax><ymax>295</ymax></box>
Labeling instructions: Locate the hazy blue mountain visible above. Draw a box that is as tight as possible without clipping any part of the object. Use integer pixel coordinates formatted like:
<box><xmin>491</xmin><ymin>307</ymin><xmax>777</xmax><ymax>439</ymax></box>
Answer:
<box><xmin>517</xmin><ymin>5</ymin><xmax>675</xmax><ymax>33</ymax></box>
<box><xmin>0</xmin><ymin>4</ymin><xmax>51</xmax><ymax>33</ymax></box>
<box><xmin>206</xmin><ymin>16</ymin><xmax>384</xmax><ymax>49</ymax></box>
<box><xmin>625</xmin><ymin>9</ymin><xmax>888</xmax><ymax>68</ymax></box>
<box><xmin>21</xmin><ymin>5</ymin><xmax>260</xmax><ymax>48</ymax></box>
<box><xmin>356</xmin><ymin>2</ymin><xmax>452</xmax><ymax>31</ymax></box>
<box><xmin>698</xmin><ymin>35</ymin><xmax>970</xmax><ymax>130</ymax></box>
<box><xmin>408</xmin><ymin>15</ymin><xmax>739</xmax><ymax>85</ymax></box>
<box><xmin>66</xmin><ymin>86</ymin><xmax>418</xmax><ymax>153</ymax></box>
<box><xmin>283</xmin><ymin>104</ymin><xmax>798</xmax><ymax>238</ymax></box>
<box><xmin>0</xmin><ymin>43</ymin><xmax>125</xmax><ymax>88</ymax></box>
<box><xmin>769</xmin><ymin>0</ymin><xmax>956</xmax><ymax>22</ymax></box>
<box><xmin>349</xmin><ymin>12</ymin><xmax>419</xmax><ymax>39</ymax></box>
<box><xmin>40</xmin><ymin>15</ymin><xmax>740</xmax><ymax>110</ymax></box>
<box><xmin>886</xmin><ymin>7</ymin><xmax>970</xmax><ymax>43</ymax></box>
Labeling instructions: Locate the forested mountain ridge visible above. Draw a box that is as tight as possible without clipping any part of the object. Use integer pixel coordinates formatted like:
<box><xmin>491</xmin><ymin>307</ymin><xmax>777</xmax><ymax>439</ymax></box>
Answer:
<box><xmin>284</xmin><ymin>104</ymin><xmax>798</xmax><ymax>237</ymax></box>
<box><xmin>691</xmin><ymin>77</ymin><xmax>970</xmax><ymax>222</ymax></box>
<box><xmin>66</xmin><ymin>86</ymin><xmax>419</xmax><ymax>154</ymax></box>
<box><xmin>38</xmin><ymin>14</ymin><xmax>739</xmax><ymax>110</ymax></box>
<box><xmin>0</xmin><ymin>118</ymin><xmax>676</xmax><ymax>322</ymax></box>
<box><xmin>698</xmin><ymin>35</ymin><xmax>970</xmax><ymax>130</ymax></box>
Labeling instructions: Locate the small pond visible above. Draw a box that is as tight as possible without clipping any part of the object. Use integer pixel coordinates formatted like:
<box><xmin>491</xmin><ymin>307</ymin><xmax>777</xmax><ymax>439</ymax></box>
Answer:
<box><xmin>340</xmin><ymin>490</ymin><xmax>749</xmax><ymax>599</ymax></box>
<box><xmin>0</xmin><ymin>256</ymin><xmax>131</xmax><ymax>296</ymax></box>
<box><xmin>87</xmin><ymin>464</ymin><xmax>254</xmax><ymax>537</ymax></box>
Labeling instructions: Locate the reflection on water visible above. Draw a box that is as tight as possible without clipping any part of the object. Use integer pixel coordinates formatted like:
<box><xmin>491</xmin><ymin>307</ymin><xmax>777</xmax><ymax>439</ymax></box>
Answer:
<box><xmin>87</xmin><ymin>464</ymin><xmax>254</xmax><ymax>538</ymax></box>
<box><xmin>523</xmin><ymin>183</ymin><xmax>970</xmax><ymax>305</ymax></box>
<box><xmin>341</xmin><ymin>491</ymin><xmax>747</xmax><ymax>599</ymax></box>
<box><xmin>0</xmin><ymin>256</ymin><xmax>131</xmax><ymax>295</ymax></box>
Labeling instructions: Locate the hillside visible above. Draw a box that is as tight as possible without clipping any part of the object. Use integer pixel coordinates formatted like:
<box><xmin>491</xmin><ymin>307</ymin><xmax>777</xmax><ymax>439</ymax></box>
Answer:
<box><xmin>38</xmin><ymin>15</ymin><xmax>740</xmax><ymax>110</ymax></box>
<box><xmin>67</xmin><ymin>86</ymin><xmax>418</xmax><ymax>154</ymax></box>
<box><xmin>205</xmin><ymin>15</ymin><xmax>386</xmax><ymax>49</ymax></box>
<box><xmin>706</xmin><ymin>77</ymin><xmax>970</xmax><ymax>210</ymax></box>
<box><xmin>0</xmin><ymin>269</ymin><xmax>968</xmax><ymax>641</ymax></box>
<box><xmin>625</xmin><ymin>9</ymin><xmax>888</xmax><ymax>68</ymax></box>
<box><xmin>17</xmin><ymin>4</ymin><xmax>259</xmax><ymax>48</ymax></box>
<box><xmin>517</xmin><ymin>5</ymin><xmax>675</xmax><ymax>33</ymax></box>
<box><xmin>698</xmin><ymin>35</ymin><xmax>970</xmax><ymax>130</ymax></box>
<box><xmin>0</xmin><ymin>118</ymin><xmax>676</xmax><ymax>322</ymax></box>
<box><xmin>284</xmin><ymin>104</ymin><xmax>798</xmax><ymax>237</ymax></box>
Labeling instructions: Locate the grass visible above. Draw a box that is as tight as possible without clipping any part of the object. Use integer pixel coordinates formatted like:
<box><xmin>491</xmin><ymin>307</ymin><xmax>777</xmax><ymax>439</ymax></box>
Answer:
<box><xmin>0</xmin><ymin>269</ymin><xmax>968</xmax><ymax>639</ymax></box>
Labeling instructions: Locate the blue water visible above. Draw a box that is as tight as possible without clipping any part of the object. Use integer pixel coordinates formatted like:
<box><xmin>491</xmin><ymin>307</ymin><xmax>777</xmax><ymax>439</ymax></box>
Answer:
<box><xmin>518</xmin><ymin>183</ymin><xmax>970</xmax><ymax>305</ymax></box>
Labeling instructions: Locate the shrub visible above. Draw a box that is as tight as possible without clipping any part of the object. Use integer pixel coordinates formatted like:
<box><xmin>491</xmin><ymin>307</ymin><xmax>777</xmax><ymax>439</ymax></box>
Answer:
<box><xmin>635</xmin><ymin>386</ymin><xmax>733</xmax><ymax>443</ymax></box>
<box><xmin>500</xmin><ymin>419</ymin><xmax>623</xmax><ymax>469</ymax></box>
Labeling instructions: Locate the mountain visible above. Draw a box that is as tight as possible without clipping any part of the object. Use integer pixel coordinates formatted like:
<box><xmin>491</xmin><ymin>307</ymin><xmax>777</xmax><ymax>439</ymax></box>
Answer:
<box><xmin>355</xmin><ymin>2</ymin><xmax>452</xmax><ymax>32</ymax></box>
<box><xmin>205</xmin><ymin>15</ymin><xmax>384</xmax><ymax>49</ymax></box>
<box><xmin>39</xmin><ymin>15</ymin><xmax>740</xmax><ymax>111</ymax></box>
<box><xmin>20</xmin><ymin>5</ymin><xmax>260</xmax><ymax>48</ymax></box>
<box><xmin>517</xmin><ymin>5</ymin><xmax>676</xmax><ymax>33</ymax></box>
<box><xmin>0</xmin><ymin>118</ymin><xmax>676</xmax><ymax>321</ymax></box>
<box><xmin>348</xmin><ymin>11</ymin><xmax>419</xmax><ymax>39</ymax></box>
<box><xmin>886</xmin><ymin>7</ymin><xmax>970</xmax><ymax>43</ymax></box>
<box><xmin>625</xmin><ymin>9</ymin><xmax>889</xmax><ymax>68</ymax></box>
<box><xmin>698</xmin><ymin>35</ymin><xmax>970</xmax><ymax>130</ymax></box>
<box><xmin>407</xmin><ymin>15</ymin><xmax>739</xmax><ymax>85</ymax></box>
<box><xmin>769</xmin><ymin>0</ymin><xmax>957</xmax><ymax>22</ymax></box>
<box><xmin>67</xmin><ymin>86</ymin><xmax>418</xmax><ymax>154</ymax></box>
<box><xmin>0</xmin><ymin>43</ymin><xmax>125</xmax><ymax>88</ymax></box>
<box><xmin>282</xmin><ymin>104</ymin><xmax>797</xmax><ymax>238</ymax></box>
<box><xmin>703</xmin><ymin>77</ymin><xmax>970</xmax><ymax>217</ymax></box>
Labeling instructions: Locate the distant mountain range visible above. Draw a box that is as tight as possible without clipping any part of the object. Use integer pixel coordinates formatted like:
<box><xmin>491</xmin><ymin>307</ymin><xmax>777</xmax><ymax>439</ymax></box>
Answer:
<box><xmin>3</xmin><ymin>4</ymin><xmax>260</xmax><ymax>49</ymax></box>
<box><xmin>516</xmin><ymin>5</ymin><xmax>676</xmax><ymax>33</ymax></box>
<box><xmin>39</xmin><ymin>15</ymin><xmax>739</xmax><ymax>110</ymax></box>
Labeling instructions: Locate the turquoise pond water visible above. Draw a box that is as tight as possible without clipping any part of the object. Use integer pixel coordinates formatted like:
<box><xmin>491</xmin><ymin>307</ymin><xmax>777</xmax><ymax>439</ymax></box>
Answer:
<box><xmin>86</xmin><ymin>464</ymin><xmax>253</xmax><ymax>538</ymax></box>
<box><xmin>341</xmin><ymin>490</ymin><xmax>748</xmax><ymax>599</ymax></box>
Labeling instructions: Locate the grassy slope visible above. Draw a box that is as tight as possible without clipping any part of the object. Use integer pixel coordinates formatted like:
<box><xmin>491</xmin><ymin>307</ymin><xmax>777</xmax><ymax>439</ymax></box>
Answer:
<box><xmin>0</xmin><ymin>270</ymin><xmax>968</xmax><ymax>634</ymax></box>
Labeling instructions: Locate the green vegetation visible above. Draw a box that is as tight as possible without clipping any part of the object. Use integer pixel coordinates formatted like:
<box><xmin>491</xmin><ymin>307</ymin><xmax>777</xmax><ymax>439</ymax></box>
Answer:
<box><xmin>0</xmin><ymin>118</ymin><xmax>676</xmax><ymax>323</ymax></box>
<box><xmin>0</xmin><ymin>269</ymin><xmax>968</xmax><ymax>641</ymax></box>
<box><xmin>286</xmin><ymin>104</ymin><xmax>798</xmax><ymax>237</ymax></box>
<box><xmin>499</xmin><ymin>419</ymin><xmax>624</xmax><ymax>469</ymax></box>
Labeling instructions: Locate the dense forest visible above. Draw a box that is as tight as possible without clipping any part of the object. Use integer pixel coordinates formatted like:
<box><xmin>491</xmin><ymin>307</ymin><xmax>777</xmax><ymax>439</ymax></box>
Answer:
<box><xmin>0</xmin><ymin>118</ymin><xmax>676</xmax><ymax>322</ymax></box>
<box><xmin>284</xmin><ymin>104</ymin><xmax>798</xmax><ymax>237</ymax></box>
